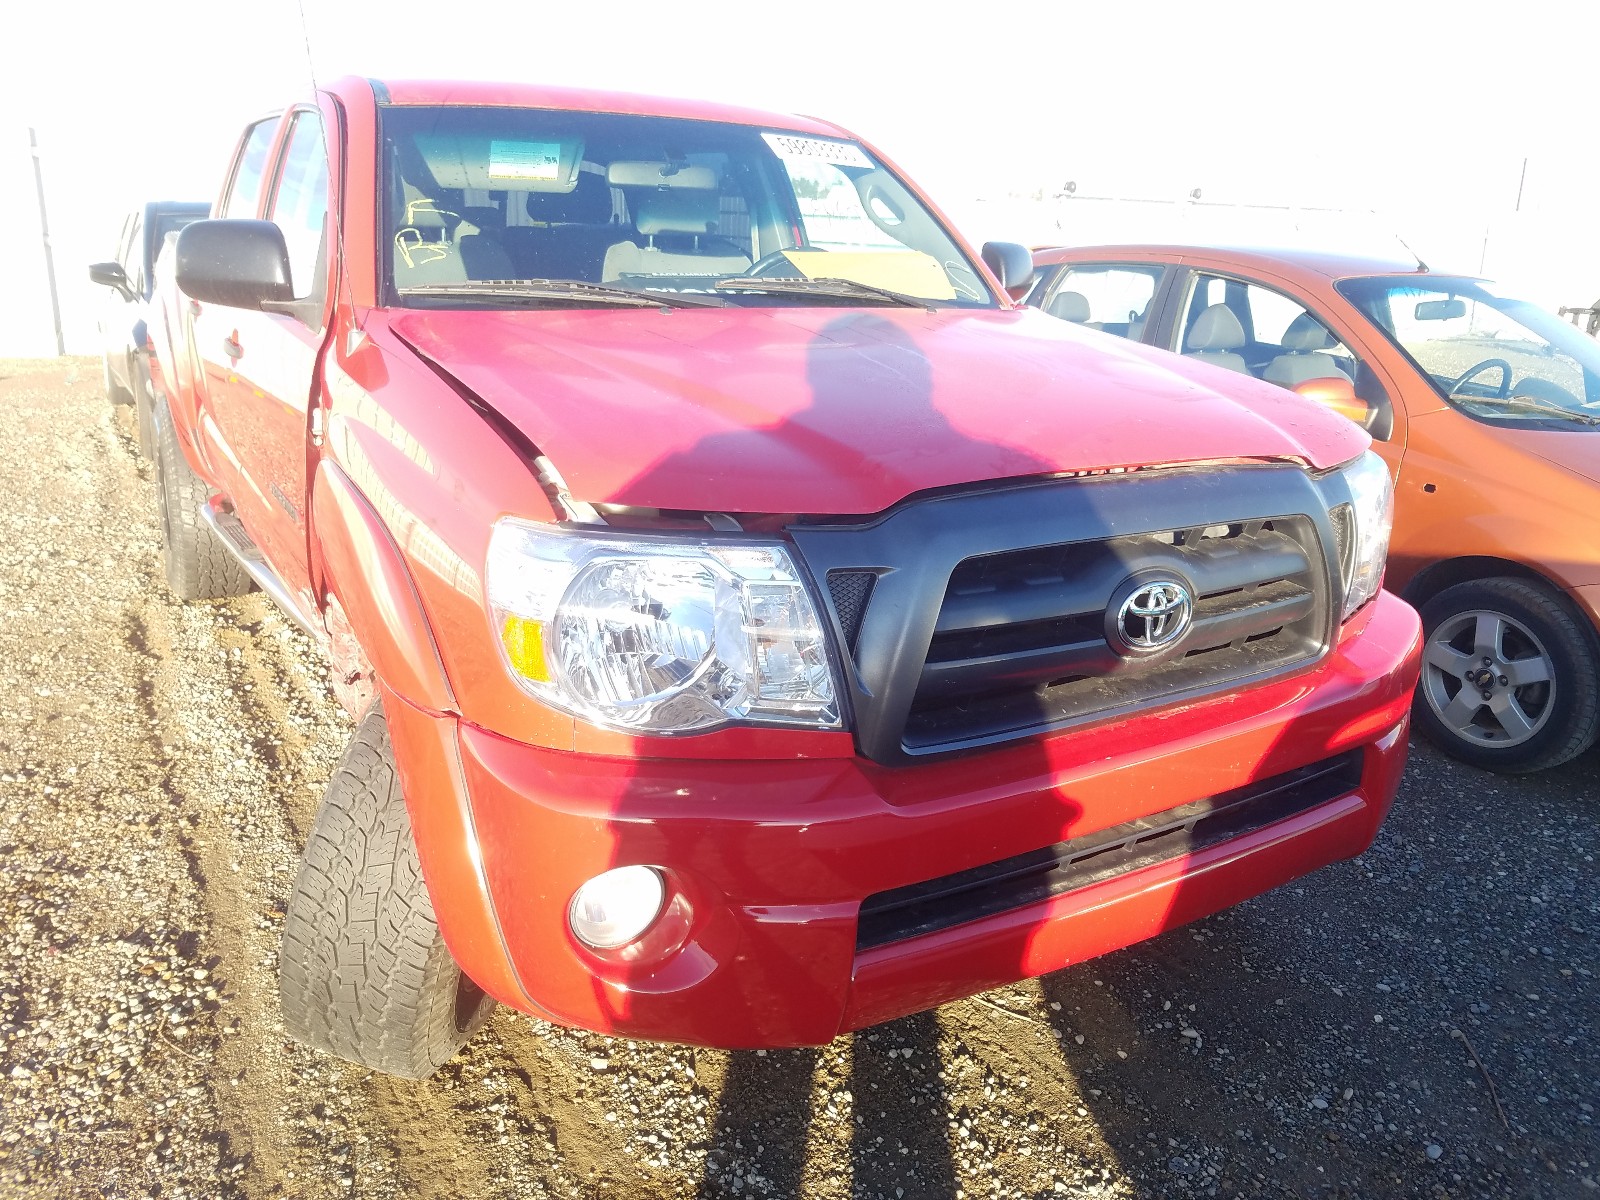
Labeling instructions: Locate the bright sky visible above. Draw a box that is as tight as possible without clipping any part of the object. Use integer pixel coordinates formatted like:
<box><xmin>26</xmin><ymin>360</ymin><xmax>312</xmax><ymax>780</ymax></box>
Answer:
<box><xmin>5</xmin><ymin>0</ymin><xmax>1598</xmax><ymax>353</ymax></box>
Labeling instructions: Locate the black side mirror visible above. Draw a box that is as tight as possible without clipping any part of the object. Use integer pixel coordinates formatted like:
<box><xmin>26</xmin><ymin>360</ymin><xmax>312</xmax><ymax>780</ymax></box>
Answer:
<box><xmin>89</xmin><ymin>261</ymin><xmax>135</xmax><ymax>301</ymax></box>
<box><xmin>176</xmin><ymin>219</ymin><xmax>293</xmax><ymax>310</ymax></box>
<box><xmin>981</xmin><ymin>241</ymin><xmax>1035</xmax><ymax>291</ymax></box>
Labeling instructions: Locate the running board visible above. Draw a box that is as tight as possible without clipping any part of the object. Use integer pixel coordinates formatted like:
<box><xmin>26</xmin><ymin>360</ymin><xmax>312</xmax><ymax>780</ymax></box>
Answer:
<box><xmin>201</xmin><ymin>504</ymin><xmax>319</xmax><ymax>637</ymax></box>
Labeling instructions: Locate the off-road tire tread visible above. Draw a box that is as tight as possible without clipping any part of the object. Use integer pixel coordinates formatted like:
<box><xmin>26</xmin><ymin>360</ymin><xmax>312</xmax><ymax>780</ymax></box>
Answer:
<box><xmin>279</xmin><ymin>712</ymin><xmax>494</xmax><ymax>1079</ymax></box>
<box><xmin>153</xmin><ymin>408</ymin><xmax>252</xmax><ymax>601</ymax></box>
<box><xmin>1414</xmin><ymin>577</ymin><xmax>1600</xmax><ymax>773</ymax></box>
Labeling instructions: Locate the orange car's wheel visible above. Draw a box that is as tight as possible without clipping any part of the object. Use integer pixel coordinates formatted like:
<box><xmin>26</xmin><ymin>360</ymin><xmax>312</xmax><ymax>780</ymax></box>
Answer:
<box><xmin>1414</xmin><ymin>577</ymin><xmax>1599</xmax><ymax>773</ymax></box>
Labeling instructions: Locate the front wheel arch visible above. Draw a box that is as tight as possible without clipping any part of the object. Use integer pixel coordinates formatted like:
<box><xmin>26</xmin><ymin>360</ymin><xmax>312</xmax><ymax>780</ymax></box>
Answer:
<box><xmin>1402</xmin><ymin>556</ymin><xmax>1600</xmax><ymax>659</ymax></box>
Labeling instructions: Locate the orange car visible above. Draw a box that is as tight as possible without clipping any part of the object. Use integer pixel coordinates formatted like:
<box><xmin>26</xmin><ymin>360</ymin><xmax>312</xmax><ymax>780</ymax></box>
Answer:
<box><xmin>1030</xmin><ymin>244</ymin><xmax>1600</xmax><ymax>773</ymax></box>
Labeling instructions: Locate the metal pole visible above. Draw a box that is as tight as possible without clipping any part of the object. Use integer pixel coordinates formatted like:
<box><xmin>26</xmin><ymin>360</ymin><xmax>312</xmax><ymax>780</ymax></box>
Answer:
<box><xmin>29</xmin><ymin>127</ymin><xmax>65</xmax><ymax>358</ymax></box>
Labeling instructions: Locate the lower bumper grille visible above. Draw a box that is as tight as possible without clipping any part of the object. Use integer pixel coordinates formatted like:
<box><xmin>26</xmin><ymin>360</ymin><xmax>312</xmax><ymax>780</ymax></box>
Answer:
<box><xmin>855</xmin><ymin>750</ymin><xmax>1364</xmax><ymax>950</ymax></box>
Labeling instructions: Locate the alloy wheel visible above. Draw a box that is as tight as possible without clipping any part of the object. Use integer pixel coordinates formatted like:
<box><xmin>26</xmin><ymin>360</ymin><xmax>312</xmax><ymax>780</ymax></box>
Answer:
<box><xmin>1420</xmin><ymin>608</ymin><xmax>1555</xmax><ymax>748</ymax></box>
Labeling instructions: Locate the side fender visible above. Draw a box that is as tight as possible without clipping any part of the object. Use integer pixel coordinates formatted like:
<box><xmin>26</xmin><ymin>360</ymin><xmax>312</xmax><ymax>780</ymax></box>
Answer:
<box><xmin>310</xmin><ymin>458</ymin><xmax>455</xmax><ymax>715</ymax></box>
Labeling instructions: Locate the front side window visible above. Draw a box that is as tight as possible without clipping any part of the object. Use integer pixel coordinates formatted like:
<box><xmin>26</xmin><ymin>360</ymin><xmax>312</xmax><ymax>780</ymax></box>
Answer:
<box><xmin>379</xmin><ymin>107</ymin><xmax>994</xmax><ymax>309</ymax></box>
<box><xmin>222</xmin><ymin>120</ymin><xmax>280</xmax><ymax>219</ymax></box>
<box><xmin>267</xmin><ymin>113</ymin><xmax>330</xmax><ymax>302</ymax></box>
<box><xmin>1179</xmin><ymin>272</ymin><xmax>1393</xmax><ymax>437</ymax></box>
<box><xmin>1337</xmin><ymin>276</ymin><xmax>1600</xmax><ymax>429</ymax></box>
<box><xmin>1030</xmin><ymin>263</ymin><xmax>1161</xmax><ymax>340</ymax></box>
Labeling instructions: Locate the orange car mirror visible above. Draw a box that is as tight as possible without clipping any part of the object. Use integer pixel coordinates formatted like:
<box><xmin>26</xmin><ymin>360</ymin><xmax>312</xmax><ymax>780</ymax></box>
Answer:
<box><xmin>1295</xmin><ymin>376</ymin><xmax>1372</xmax><ymax>427</ymax></box>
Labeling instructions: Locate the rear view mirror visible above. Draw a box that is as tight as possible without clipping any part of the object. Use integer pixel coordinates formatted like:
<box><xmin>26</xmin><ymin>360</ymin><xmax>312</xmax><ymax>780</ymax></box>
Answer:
<box><xmin>1295</xmin><ymin>376</ymin><xmax>1373</xmax><ymax>427</ymax></box>
<box><xmin>606</xmin><ymin>161</ymin><xmax>717</xmax><ymax>189</ymax></box>
<box><xmin>88</xmin><ymin>261</ymin><xmax>134</xmax><ymax>300</ymax></box>
<box><xmin>176</xmin><ymin>219</ymin><xmax>293</xmax><ymax>311</ymax></box>
<box><xmin>1414</xmin><ymin>298</ymin><xmax>1466</xmax><ymax>321</ymax></box>
<box><xmin>981</xmin><ymin>241</ymin><xmax>1034</xmax><ymax>292</ymax></box>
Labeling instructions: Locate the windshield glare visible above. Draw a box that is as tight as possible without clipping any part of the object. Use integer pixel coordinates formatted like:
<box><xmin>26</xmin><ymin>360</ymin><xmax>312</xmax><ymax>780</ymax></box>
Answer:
<box><xmin>381</xmin><ymin>107</ymin><xmax>992</xmax><ymax>308</ymax></box>
<box><xmin>1336</xmin><ymin>275</ymin><xmax>1600</xmax><ymax>427</ymax></box>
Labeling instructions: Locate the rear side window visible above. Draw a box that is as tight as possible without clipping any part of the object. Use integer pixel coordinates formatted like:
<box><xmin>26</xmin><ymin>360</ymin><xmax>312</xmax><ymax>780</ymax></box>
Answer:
<box><xmin>221</xmin><ymin>120</ymin><xmax>280</xmax><ymax>219</ymax></box>
<box><xmin>267</xmin><ymin>114</ymin><xmax>330</xmax><ymax>301</ymax></box>
<box><xmin>1032</xmin><ymin>263</ymin><xmax>1163</xmax><ymax>340</ymax></box>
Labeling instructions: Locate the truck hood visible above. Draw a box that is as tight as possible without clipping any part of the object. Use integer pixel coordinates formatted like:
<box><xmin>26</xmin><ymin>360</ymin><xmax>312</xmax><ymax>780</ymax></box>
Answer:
<box><xmin>387</xmin><ymin>305</ymin><xmax>1365</xmax><ymax>514</ymax></box>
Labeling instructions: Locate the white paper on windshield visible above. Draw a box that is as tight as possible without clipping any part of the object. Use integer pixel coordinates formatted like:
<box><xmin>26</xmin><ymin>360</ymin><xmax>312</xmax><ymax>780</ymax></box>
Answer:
<box><xmin>762</xmin><ymin>133</ymin><xmax>872</xmax><ymax>169</ymax></box>
<box><xmin>488</xmin><ymin>140</ymin><xmax>563</xmax><ymax>182</ymax></box>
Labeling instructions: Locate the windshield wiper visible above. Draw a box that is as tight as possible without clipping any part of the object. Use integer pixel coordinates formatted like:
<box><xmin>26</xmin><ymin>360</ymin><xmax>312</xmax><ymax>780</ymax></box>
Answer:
<box><xmin>1457</xmin><ymin>392</ymin><xmax>1600</xmax><ymax>426</ymax></box>
<box><xmin>398</xmin><ymin>279</ymin><xmax>725</xmax><ymax>309</ymax></box>
<box><xmin>713</xmin><ymin>275</ymin><xmax>934</xmax><ymax>310</ymax></box>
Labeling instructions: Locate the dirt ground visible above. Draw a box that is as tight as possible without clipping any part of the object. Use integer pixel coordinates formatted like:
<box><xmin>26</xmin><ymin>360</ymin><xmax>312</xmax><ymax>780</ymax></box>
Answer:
<box><xmin>0</xmin><ymin>357</ymin><xmax>1594</xmax><ymax>1199</ymax></box>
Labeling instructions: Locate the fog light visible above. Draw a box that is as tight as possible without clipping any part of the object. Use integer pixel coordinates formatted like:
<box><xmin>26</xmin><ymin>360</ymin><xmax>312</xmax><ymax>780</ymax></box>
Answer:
<box><xmin>568</xmin><ymin>866</ymin><xmax>666</xmax><ymax>949</ymax></box>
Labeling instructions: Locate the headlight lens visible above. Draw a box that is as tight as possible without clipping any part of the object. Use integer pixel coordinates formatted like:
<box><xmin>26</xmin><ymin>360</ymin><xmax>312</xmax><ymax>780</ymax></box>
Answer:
<box><xmin>1336</xmin><ymin>450</ymin><xmax>1394</xmax><ymax>620</ymax></box>
<box><xmin>485</xmin><ymin>519</ymin><xmax>841</xmax><ymax>733</ymax></box>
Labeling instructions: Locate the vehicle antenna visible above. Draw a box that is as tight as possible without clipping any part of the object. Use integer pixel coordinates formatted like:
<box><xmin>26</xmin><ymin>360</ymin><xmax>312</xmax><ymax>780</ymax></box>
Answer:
<box><xmin>293</xmin><ymin>0</ymin><xmax>319</xmax><ymax>93</ymax></box>
<box><xmin>294</xmin><ymin>0</ymin><xmax>367</xmax><ymax>351</ymax></box>
<box><xmin>1393</xmin><ymin>231</ymin><xmax>1428</xmax><ymax>273</ymax></box>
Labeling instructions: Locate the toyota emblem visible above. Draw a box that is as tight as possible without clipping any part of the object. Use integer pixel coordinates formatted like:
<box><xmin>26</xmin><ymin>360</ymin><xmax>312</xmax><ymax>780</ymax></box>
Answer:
<box><xmin>1114</xmin><ymin>578</ymin><xmax>1194</xmax><ymax>653</ymax></box>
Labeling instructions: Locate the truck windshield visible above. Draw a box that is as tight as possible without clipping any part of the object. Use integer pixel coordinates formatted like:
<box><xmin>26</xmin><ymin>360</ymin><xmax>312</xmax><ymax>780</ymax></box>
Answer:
<box><xmin>380</xmin><ymin>106</ymin><xmax>994</xmax><ymax>309</ymax></box>
<box><xmin>1336</xmin><ymin>275</ymin><xmax>1600</xmax><ymax>429</ymax></box>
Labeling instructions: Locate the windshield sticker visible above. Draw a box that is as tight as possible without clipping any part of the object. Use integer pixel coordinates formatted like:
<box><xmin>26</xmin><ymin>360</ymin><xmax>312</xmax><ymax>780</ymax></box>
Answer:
<box><xmin>488</xmin><ymin>140</ymin><xmax>564</xmax><ymax>182</ymax></box>
<box><xmin>762</xmin><ymin>133</ymin><xmax>872</xmax><ymax>169</ymax></box>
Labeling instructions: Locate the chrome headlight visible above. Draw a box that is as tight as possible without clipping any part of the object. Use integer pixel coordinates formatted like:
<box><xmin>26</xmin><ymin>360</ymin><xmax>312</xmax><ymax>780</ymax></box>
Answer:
<box><xmin>1334</xmin><ymin>450</ymin><xmax>1394</xmax><ymax>620</ymax></box>
<box><xmin>485</xmin><ymin>519</ymin><xmax>841</xmax><ymax>733</ymax></box>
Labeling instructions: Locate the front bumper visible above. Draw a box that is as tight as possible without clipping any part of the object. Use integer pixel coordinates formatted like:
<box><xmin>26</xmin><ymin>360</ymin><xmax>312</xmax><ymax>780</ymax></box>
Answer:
<box><xmin>391</xmin><ymin>589</ymin><xmax>1421</xmax><ymax>1048</ymax></box>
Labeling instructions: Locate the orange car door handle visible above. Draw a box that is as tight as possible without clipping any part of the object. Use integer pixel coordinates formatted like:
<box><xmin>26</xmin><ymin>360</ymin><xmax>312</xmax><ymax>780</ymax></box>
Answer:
<box><xmin>223</xmin><ymin>335</ymin><xmax>243</xmax><ymax>362</ymax></box>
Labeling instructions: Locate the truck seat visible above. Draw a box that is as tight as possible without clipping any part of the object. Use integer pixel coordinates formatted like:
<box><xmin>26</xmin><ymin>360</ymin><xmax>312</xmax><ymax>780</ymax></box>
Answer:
<box><xmin>392</xmin><ymin>190</ymin><xmax>466</xmax><ymax>287</ymax></box>
<box><xmin>453</xmin><ymin>206</ymin><xmax>517</xmax><ymax>281</ymax></box>
<box><xmin>602</xmin><ymin>191</ymin><xmax>750</xmax><ymax>282</ymax></box>
<box><xmin>503</xmin><ymin>171</ymin><xmax>617</xmax><ymax>283</ymax></box>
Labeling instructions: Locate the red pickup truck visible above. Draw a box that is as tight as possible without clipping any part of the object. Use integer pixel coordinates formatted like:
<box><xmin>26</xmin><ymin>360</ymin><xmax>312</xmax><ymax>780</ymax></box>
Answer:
<box><xmin>149</xmin><ymin>77</ymin><xmax>1421</xmax><ymax>1079</ymax></box>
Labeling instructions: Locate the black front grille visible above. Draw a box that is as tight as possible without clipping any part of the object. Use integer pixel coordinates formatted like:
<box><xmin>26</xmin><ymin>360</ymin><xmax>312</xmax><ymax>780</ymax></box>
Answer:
<box><xmin>855</xmin><ymin>750</ymin><xmax>1363</xmax><ymax>950</ymax></box>
<box><xmin>904</xmin><ymin>518</ymin><xmax>1324</xmax><ymax>752</ymax></box>
<box><xmin>788</xmin><ymin>466</ymin><xmax>1348</xmax><ymax>766</ymax></box>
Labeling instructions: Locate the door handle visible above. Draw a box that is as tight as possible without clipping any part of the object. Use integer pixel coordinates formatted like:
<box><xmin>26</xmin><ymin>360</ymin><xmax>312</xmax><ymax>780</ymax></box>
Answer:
<box><xmin>223</xmin><ymin>335</ymin><xmax>243</xmax><ymax>363</ymax></box>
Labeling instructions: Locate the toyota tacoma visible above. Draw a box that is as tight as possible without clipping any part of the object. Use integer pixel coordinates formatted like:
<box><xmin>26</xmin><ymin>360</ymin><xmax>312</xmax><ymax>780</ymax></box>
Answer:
<box><xmin>148</xmin><ymin>77</ymin><xmax>1422</xmax><ymax>1078</ymax></box>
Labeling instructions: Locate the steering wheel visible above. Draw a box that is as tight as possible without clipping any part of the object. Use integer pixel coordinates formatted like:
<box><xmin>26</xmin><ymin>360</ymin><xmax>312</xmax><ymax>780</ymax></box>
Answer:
<box><xmin>1447</xmin><ymin>358</ymin><xmax>1513</xmax><ymax>398</ymax></box>
<box><xmin>740</xmin><ymin>248</ymin><xmax>818</xmax><ymax>279</ymax></box>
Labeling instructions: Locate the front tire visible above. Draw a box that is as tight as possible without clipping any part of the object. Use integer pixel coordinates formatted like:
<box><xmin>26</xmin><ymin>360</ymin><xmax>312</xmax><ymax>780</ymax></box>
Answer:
<box><xmin>280</xmin><ymin>710</ymin><xmax>496</xmax><ymax>1079</ymax></box>
<box><xmin>1414</xmin><ymin>577</ymin><xmax>1599</xmax><ymax>773</ymax></box>
<box><xmin>152</xmin><ymin>405</ymin><xmax>251</xmax><ymax>601</ymax></box>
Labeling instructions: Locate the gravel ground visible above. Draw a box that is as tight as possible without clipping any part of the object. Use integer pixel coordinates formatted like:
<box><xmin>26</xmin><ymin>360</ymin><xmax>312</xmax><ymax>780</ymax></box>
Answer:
<box><xmin>0</xmin><ymin>355</ymin><xmax>1595</xmax><ymax>1199</ymax></box>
